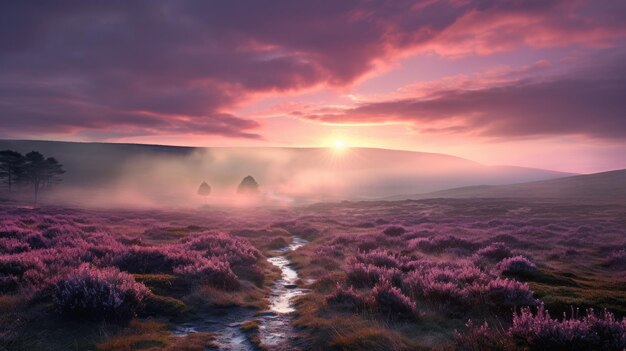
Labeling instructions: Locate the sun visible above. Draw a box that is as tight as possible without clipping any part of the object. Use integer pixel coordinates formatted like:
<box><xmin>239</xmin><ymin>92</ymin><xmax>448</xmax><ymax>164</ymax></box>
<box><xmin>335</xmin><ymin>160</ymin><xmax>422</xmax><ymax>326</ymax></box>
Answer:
<box><xmin>334</xmin><ymin>140</ymin><xmax>347</xmax><ymax>149</ymax></box>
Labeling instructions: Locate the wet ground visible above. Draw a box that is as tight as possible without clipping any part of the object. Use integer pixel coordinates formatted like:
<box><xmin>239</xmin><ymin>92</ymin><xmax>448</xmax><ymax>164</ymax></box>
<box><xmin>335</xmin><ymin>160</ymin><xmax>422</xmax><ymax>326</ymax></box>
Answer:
<box><xmin>173</xmin><ymin>307</ymin><xmax>258</xmax><ymax>351</ymax></box>
<box><xmin>258</xmin><ymin>237</ymin><xmax>308</xmax><ymax>348</ymax></box>
<box><xmin>172</xmin><ymin>237</ymin><xmax>308</xmax><ymax>350</ymax></box>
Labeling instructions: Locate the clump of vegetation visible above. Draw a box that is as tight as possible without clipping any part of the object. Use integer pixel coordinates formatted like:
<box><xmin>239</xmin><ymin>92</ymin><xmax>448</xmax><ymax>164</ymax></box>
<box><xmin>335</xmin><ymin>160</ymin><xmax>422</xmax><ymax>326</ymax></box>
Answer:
<box><xmin>345</xmin><ymin>261</ymin><xmax>402</xmax><ymax>288</ymax></box>
<box><xmin>237</xmin><ymin>175</ymin><xmax>259</xmax><ymax>194</ymax></box>
<box><xmin>474</xmin><ymin>242</ymin><xmax>513</xmax><ymax>264</ymax></box>
<box><xmin>454</xmin><ymin>304</ymin><xmax>626</xmax><ymax>350</ymax></box>
<box><xmin>603</xmin><ymin>249</ymin><xmax>626</xmax><ymax>270</ymax></box>
<box><xmin>53</xmin><ymin>264</ymin><xmax>150</xmax><ymax>321</ymax></box>
<box><xmin>371</xmin><ymin>278</ymin><xmax>416</xmax><ymax>318</ymax></box>
<box><xmin>174</xmin><ymin>257</ymin><xmax>239</xmax><ymax>290</ymax></box>
<box><xmin>326</xmin><ymin>284</ymin><xmax>367</xmax><ymax>311</ymax></box>
<box><xmin>0</xmin><ymin>149</ymin><xmax>65</xmax><ymax>206</ymax></box>
<box><xmin>496</xmin><ymin>255</ymin><xmax>538</xmax><ymax>275</ymax></box>
<box><xmin>382</xmin><ymin>225</ymin><xmax>406</xmax><ymax>236</ymax></box>
<box><xmin>409</xmin><ymin>235</ymin><xmax>479</xmax><ymax>254</ymax></box>
<box><xmin>356</xmin><ymin>249</ymin><xmax>401</xmax><ymax>268</ymax></box>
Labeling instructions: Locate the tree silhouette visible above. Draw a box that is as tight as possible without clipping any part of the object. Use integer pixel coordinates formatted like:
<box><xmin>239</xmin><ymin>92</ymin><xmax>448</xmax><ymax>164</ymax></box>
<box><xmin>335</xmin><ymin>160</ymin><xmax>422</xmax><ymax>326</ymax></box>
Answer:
<box><xmin>237</xmin><ymin>175</ymin><xmax>259</xmax><ymax>195</ymax></box>
<box><xmin>0</xmin><ymin>150</ymin><xmax>25</xmax><ymax>192</ymax></box>
<box><xmin>23</xmin><ymin>151</ymin><xmax>65</xmax><ymax>206</ymax></box>
<box><xmin>197</xmin><ymin>181</ymin><xmax>211</xmax><ymax>204</ymax></box>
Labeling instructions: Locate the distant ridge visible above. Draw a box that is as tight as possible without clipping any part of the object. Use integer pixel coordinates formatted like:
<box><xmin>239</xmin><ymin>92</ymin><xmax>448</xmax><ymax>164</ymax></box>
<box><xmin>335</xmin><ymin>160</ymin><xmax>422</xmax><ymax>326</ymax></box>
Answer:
<box><xmin>388</xmin><ymin>169</ymin><xmax>626</xmax><ymax>204</ymax></box>
<box><xmin>0</xmin><ymin>139</ymin><xmax>575</xmax><ymax>206</ymax></box>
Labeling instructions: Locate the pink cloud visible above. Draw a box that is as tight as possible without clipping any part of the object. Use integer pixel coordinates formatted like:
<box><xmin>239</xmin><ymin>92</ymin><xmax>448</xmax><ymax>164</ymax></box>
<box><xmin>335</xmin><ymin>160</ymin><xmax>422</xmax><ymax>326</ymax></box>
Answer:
<box><xmin>0</xmin><ymin>1</ymin><xmax>625</xmax><ymax>140</ymax></box>
<box><xmin>297</xmin><ymin>50</ymin><xmax>626</xmax><ymax>139</ymax></box>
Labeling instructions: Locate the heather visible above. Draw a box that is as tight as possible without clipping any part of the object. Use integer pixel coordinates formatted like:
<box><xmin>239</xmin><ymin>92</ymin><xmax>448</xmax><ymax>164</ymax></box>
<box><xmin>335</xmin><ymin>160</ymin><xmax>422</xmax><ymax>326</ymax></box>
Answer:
<box><xmin>454</xmin><ymin>305</ymin><xmax>626</xmax><ymax>350</ymax></box>
<box><xmin>290</xmin><ymin>199</ymin><xmax>626</xmax><ymax>350</ymax></box>
<box><xmin>495</xmin><ymin>255</ymin><xmax>538</xmax><ymax>275</ymax></box>
<box><xmin>0</xmin><ymin>205</ymin><xmax>274</xmax><ymax>349</ymax></box>
<box><xmin>53</xmin><ymin>264</ymin><xmax>150</xmax><ymax>321</ymax></box>
<box><xmin>1</xmin><ymin>198</ymin><xmax>625</xmax><ymax>350</ymax></box>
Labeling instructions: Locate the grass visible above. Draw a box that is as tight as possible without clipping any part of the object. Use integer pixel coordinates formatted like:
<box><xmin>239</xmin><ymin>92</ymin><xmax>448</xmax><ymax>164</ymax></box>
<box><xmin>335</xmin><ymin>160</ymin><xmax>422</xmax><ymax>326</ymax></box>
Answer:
<box><xmin>97</xmin><ymin>320</ymin><xmax>216</xmax><ymax>351</ymax></box>
<box><xmin>1</xmin><ymin>198</ymin><xmax>625</xmax><ymax>349</ymax></box>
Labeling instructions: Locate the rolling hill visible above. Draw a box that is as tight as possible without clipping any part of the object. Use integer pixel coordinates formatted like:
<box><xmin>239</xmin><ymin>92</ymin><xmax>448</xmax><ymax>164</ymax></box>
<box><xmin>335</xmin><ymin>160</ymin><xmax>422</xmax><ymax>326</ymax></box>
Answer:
<box><xmin>389</xmin><ymin>169</ymin><xmax>626</xmax><ymax>204</ymax></box>
<box><xmin>0</xmin><ymin>139</ymin><xmax>573</xmax><ymax>207</ymax></box>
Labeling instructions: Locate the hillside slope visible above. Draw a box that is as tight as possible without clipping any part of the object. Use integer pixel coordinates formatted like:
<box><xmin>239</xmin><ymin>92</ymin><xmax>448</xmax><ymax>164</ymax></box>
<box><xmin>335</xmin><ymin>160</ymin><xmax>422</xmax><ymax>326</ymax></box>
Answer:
<box><xmin>390</xmin><ymin>169</ymin><xmax>626</xmax><ymax>204</ymax></box>
<box><xmin>0</xmin><ymin>139</ymin><xmax>573</xmax><ymax>206</ymax></box>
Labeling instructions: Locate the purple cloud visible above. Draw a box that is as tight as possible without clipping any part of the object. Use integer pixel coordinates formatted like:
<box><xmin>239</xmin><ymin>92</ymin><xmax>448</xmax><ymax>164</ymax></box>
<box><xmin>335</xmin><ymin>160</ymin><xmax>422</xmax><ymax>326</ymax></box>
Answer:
<box><xmin>300</xmin><ymin>50</ymin><xmax>626</xmax><ymax>139</ymax></box>
<box><xmin>0</xmin><ymin>1</ymin><xmax>624</xmax><ymax>139</ymax></box>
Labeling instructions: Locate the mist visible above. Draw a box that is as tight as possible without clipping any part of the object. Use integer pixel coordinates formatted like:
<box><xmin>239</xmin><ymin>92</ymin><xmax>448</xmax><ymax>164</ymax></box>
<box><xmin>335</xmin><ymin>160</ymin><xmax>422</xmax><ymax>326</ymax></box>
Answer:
<box><xmin>0</xmin><ymin>140</ymin><xmax>573</xmax><ymax>209</ymax></box>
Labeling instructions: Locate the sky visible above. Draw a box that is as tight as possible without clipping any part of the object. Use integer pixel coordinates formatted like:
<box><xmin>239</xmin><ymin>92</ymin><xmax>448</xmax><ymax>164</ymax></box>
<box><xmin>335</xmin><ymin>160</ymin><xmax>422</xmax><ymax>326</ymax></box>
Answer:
<box><xmin>1</xmin><ymin>0</ymin><xmax>625</xmax><ymax>173</ymax></box>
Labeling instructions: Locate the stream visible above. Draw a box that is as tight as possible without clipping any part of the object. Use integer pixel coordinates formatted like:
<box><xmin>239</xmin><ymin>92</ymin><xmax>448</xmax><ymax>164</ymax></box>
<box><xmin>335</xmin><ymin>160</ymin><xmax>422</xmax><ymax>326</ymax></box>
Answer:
<box><xmin>172</xmin><ymin>237</ymin><xmax>308</xmax><ymax>350</ymax></box>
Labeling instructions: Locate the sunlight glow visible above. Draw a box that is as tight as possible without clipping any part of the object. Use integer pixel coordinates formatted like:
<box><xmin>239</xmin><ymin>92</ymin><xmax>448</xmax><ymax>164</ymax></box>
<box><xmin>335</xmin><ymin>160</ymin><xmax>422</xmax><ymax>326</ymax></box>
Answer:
<box><xmin>334</xmin><ymin>140</ymin><xmax>347</xmax><ymax>149</ymax></box>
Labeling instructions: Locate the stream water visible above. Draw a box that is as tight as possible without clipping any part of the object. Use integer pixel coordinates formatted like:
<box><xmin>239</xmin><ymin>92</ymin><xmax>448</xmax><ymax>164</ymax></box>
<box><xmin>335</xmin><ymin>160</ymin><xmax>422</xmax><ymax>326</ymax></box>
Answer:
<box><xmin>172</xmin><ymin>237</ymin><xmax>308</xmax><ymax>350</ymax></box>
<box><xmin>258</xmin><ymin>237</ymin><xmax>308</xmax><ymax>348</ymax></box>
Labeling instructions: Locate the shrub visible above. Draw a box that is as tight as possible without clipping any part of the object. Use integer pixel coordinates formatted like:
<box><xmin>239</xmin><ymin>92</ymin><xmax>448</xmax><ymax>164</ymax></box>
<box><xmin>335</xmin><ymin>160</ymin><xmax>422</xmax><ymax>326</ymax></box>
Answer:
<box><xmin>496</xmin><ymin>255</ymin><xmax>537</xmax><ymax>275</ymax></box>
<box><xmin>345</xmin><ymin>261</ymin><xmax>402</xmax><ymax>288</ymax></box>
<box><xmin>455</xmin><ymin>305</ymin><xmax>626</xmax><ymax>350</ymax></box>
<box><xmin>403</xmin><ymin>261</ymin><xmax>488</xmax><ymax>312</ymax></box>
<box><xmin>268</xmin><ymin>236</ymin><xmax>289</xmax><ymax>249</ymax></box>
<box><xmin>383</xmin><ymin>226</ymin><xmax>406</xmax><ymax>237</ymax></box>
<box><xmin>371</xmin><ymin>279</ymin><xmax>415</xmax><ymax>318</ymax></box>
<box><xmin>0</xmin><ymin>223</ymin><xmax>30</xmax><ymax>239</ymax></box>
<box><xmin>355</xmin><ymin>233</ymin><xmax>389</xmax><ymax>252</ymax></box>
<box><xmin>409</xmin><ymin>235</ymin><xmax>478</xmax><ymax>253</ymax></box>
<box><xmin>474</xmin><ymin>242</ymin><xmax>512</xmax><ymax>264</ymax></box>
<box><xmin>603</xmin><ymin>249</ymin><xmax>626</xmax><ymax>270</ymax></box>
<box><xmin>0</xmin><ymin>238</ymin><xmax>30</xmax><ymax>254</ymax></box>
<box><xmin>402</xmin><ymin>260</ymin><xmax>535</xmax><ymax>313</ymax></box>
<box><xmin>185</xmin><ymin>232</ymin><xmax>261</xmax><ymax>266</ymax></box>
<box><xmin>174</xmin><ymin>257</ymin><xmax>239</xmax><ymax>290</ymax></box>
<box><xmin>53</xmin><ymin>265</ymin><xmax>150</xmax><ymax>321</ymax></box>
<box><xmin>326</xmin><ymin>284</ymin><xmax>367</xmax><ymax>311</ymax></box>
<box><xmin>356</xmin><ymin>249</ymin><xmax>400</xmax><ymax>268</ymax></box>
<box><xmin>510</xmin><ymin>304</ymin><xmax>626</xmax><ymax>350</ymax></box>
<box><xmin>113</xmin><ymin>245</ymin><xmax>194</xmax><ymax>274</ymax></box>
<box><xmin>0</xmin><ymin>254</ymin><xmax>44</xmax><ymax>277</ymax></box>
<box><xmin>481</xmin><ymin>278</ymin><xmax>536</xmax><ymax>309</ymax></box>
<box><xmin>314</xmin><ymin>244</ymin><xmax>344</xmax><ymax>258</ymax></box>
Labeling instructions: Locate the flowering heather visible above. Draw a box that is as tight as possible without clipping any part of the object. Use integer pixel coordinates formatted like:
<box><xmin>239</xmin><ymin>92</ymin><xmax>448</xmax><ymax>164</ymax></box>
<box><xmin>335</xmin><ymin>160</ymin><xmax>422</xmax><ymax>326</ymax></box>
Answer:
<box><xmin>0</xmin><ymin>209</ymin><xmax>265</xmax><ymax>300</ymax></box>
<box><xmin>473</xmin><ymin>242</ymin><xmax>513</xmax><ymax>264</ymax></box>
<box><xmin>354</xmin><ymin>233</ymin><xmax>391</xmax><ymax>252</ymax></box>
<box><xmin>1</xmin><ymin>198</ymin><xmax>625</xmax><ymax>350</ymax></box>
<box><xmin>456</xmin><ymin>305</ymin><xmax>626</xmax><ymax>350</ymax></box>
<box><xmin>326</xmin><ymin>284</ymin><xmax>367</xmax><ymax>311</ymax></box>
<box><xmin>185</xmin><ymin>232</ymin><xmax>261</xmax><ymax>266</ymax></box>
<box><xmin>356</xmin><ymin>249</ymin><xmax>401</xmax><ymax>269</ymax></box>
<box><xmin>409</xmin><ymin>235</ymin><xmax>479</xmax><ymax>254</ymax></box>
<box><xmin>603</xmin><ymin>249</ymin><xmax>626</xmax><ymax>270</ymax></box>
<box><xmin>0</xmin><ymin>238</ymin><xmax>30</xmax><ymax>254</ymax></box>
<box><xmin>382</xmin><ymin>226</ymin><xmax>406</xmax><ymax>237</ymax></box>
<box><xmin>496</xmin><ymin>255</ymin><xmax>538</xmax><ymax>275</ymax></box>
<box><xmin>314</xmin><ymin>244</ymin><xmax>344</xmax><ymax>258</ymax></box>
<box><xmin>482</xmin><ymin>277</ymin><xmax>536</xmax><ymax>310</ymax></box>
<box><xmin>345</xmin><ymin>261</ymin><xmax>403</xmax><ymax>288</ymax></box>
<box><xmin>174</xmin><ymin>257</ymin><xmax>239</xmax><ymax>290</ymax></box>
<box><xmin>510</xmin><ymin>305</ymin><xmax>626</xmax><ymax>350</ymax></box>
<box><xmin>371</xmin><ymin>279</ymin><xmax>416</xmax><ymax>318</ymax></box>
<box><xmin>113</xmin><ymin>245</ymin><xmax>196</xmax><ymax>274</ymax></box>
<box><xmin>403</xmin><ymin>261</ymin><xmax>489</xmax><ymax>309</ymax></box>
<box><xmin>53</xmin><ymin>264</ymin><xmax>150</xmax><ymax>321</ymax></box>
